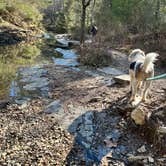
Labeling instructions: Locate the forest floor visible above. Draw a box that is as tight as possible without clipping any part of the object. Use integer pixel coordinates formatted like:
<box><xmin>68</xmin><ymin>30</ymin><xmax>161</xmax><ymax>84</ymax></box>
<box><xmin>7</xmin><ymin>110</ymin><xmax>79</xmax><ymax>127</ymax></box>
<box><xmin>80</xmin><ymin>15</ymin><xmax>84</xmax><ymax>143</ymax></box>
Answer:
<box><xmin>0</xmin><ymin>49</ymin><xmax>165</xmax><ymax>165</ymax></box>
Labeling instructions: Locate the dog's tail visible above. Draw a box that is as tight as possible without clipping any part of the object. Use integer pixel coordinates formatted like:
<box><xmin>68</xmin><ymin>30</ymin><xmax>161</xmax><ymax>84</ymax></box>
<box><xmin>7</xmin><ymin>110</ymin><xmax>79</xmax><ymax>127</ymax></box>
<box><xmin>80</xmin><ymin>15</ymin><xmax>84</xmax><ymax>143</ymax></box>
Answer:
<box><xmin>142</xmin><ymin>53</ymin><xmax>159</xmax><ymax>73</ymax></box>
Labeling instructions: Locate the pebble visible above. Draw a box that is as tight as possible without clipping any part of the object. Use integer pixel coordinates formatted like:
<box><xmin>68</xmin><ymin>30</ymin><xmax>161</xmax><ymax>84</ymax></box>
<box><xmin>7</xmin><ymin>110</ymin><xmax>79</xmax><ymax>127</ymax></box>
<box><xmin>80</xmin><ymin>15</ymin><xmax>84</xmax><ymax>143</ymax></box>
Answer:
<box><xmin>137</xmin><ymin>145</ymin><xmax>146</xmax><ymax>153</ymax></box>
<box><xmin>148</xmin><ymin>156</ymin><xmax>154</xmax><ymax>163</ymax></box>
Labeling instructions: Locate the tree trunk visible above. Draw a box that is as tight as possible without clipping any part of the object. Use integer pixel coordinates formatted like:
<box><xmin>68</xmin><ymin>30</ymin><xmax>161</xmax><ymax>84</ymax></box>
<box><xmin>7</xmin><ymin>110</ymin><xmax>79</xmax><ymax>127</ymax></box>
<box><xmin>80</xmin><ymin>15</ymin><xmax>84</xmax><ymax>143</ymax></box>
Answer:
<box><xmin>80</xmin><ymin>6</ymin><xmax>86</xmax><ymax>45</ymax></box>
<box><xmin>80</xmin><ymin>0</ymin><xmax>92</xmax><ymax>45</ymax></box>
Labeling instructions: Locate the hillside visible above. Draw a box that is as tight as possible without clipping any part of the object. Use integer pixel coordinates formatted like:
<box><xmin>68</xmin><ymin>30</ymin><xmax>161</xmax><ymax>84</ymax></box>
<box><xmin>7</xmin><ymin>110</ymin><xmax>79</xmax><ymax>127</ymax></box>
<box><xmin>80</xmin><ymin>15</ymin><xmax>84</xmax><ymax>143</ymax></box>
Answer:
<box><xmin>0</xmin><ymin>0</ymin><xmax>45</xmax><ymax>45</ymax></box>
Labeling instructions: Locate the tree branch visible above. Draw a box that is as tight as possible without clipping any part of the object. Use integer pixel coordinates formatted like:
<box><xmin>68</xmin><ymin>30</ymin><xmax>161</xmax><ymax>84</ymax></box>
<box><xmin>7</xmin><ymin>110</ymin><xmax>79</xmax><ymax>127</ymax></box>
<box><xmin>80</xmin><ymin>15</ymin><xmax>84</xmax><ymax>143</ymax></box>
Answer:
<box><xmin>85</xmin><ymin>0</ymin><xmax>92</xmax><ymax>7</ymax></box>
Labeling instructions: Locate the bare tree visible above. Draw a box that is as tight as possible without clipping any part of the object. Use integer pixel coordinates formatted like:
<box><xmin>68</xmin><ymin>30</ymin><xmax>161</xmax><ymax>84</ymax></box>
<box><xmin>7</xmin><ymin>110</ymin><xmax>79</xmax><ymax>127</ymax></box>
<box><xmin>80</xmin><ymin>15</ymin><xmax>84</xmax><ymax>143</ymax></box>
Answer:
<box><xmin>80</xmin><ymin>0</ymin><xmax>92</xmax><ymax>45</ymax></box>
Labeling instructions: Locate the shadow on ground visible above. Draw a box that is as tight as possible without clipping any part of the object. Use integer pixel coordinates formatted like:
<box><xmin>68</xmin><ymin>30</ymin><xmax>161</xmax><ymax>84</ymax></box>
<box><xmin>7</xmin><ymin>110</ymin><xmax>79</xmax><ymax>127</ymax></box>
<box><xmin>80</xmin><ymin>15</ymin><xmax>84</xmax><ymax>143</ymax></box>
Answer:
<box><xmin>64</xmin><ymin>91</ymin><xmax>166</xmax><ymax>165</ymax></box>
<box><xmin>64</xmin><ymin>95</ymin><xmax>147</xmax><ymax>165</ymax></box>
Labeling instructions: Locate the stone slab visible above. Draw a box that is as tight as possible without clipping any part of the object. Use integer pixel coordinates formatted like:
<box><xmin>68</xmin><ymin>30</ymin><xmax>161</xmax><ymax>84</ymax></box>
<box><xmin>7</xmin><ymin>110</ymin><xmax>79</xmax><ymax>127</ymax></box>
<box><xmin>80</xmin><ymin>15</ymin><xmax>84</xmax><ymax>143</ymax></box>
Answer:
<box><xmin>114</xmin><ymin>74</ymin><xmax>130</xmax><ymax>84</ymax></box>
<box><xmin>97</xmin><ymin>67</ymin><xmax>124</xmax><ymax>76</ymax></box>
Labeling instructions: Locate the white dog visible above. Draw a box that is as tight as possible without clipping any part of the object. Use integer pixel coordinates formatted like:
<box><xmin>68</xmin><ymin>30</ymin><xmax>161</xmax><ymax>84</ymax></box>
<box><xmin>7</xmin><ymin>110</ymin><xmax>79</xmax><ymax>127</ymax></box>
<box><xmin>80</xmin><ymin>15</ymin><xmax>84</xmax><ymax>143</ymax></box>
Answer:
<box><xmin>128</xmin><ymin>49</ymin><xmax>158</xmax><ymax>102</ymax></box>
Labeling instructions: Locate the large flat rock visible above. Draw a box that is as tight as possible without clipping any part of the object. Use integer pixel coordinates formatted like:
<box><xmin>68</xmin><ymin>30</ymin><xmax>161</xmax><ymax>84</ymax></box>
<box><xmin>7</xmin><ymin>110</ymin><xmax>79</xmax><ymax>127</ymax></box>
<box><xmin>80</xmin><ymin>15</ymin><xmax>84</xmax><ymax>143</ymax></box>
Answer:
<box><xmin>23</xmin><ymin>78</ymin><xmax>49</xmax><ymax>91</ymax></box>
<box><xmin>52</xmin><ymin>57</ymin><xmax>79</xmax><ymax>67</ymax></box>
<box><xmin>55</xmin><ymin>48</ymin><xmax>78</xmax><ymax>59</ymax></box>
<box><xmin>56</xmin><ymin>38</ymin><xmax>80</xmax><ymax>47</ymax></box>
<box><xmin>114</xmin><ymin>74</ymin><xmax>130</xmax><ymax>84</ymax></box>
<box><xmin>56</xmin><ymin>38</ymin><xmax>69</xmax><ymax>47</ymax></box>
<box><xmin>45</xmin><ymin>100</ymin><xmax>63</xmax><ymax>114</ymax></box>
<box><xmin>11</xmin><ymin>65</ymin><xmax>49</xmax><ymax>98</ymax></box>
<box><xmin>97</xmin><ymin>67</ymin><xmax>124</xmax><ymax>76</ymax></box>
<box><xmin>19</xmin><ymin>66</ymin><xmax>47</xmax><ymax>77</ymax></box>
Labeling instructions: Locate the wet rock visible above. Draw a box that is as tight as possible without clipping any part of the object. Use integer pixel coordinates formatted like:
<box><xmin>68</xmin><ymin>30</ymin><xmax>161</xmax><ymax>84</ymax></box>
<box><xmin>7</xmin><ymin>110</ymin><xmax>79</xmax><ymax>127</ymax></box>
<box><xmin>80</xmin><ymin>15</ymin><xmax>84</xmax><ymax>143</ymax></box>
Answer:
<box><xmin>23</xmin><ymin>78</ymin><xmax>49</xmax><ymax>91</ymax></box>
<box><xmin>78</xmin><ymin>112</ymin><xmax>94</xmax><ymax>143</ymax></box>
<box><xmin>43</xmin><ymin>33</ymin><xmax>51</xmax><ymax>39</ymax></box>
<box><xmin>55</xmin><ymin>34</ymin><xmax>71</xmax><ymax>39</ymax></box>
<box><xmin>82</xmin><ymin>140</ymin><xmax>91</xmax><ymax>149</ymax></box>
<box><xmin>137</xmin><ymin>145</ymin><xmax>146</xmax><ymax>153</ymax></box>
<box><xmin>148</xmin><ymin>156</ymin><xmax>154</xmax><ymax>163</ymax></box>
<box><xmin>70</xmin><ymin>67</ymin><xmax>81</xmax><ymax>72</ymax></box>
<box><xmin>44</xmin><ymin>100</ymin><xmax>63</xmax><ymax>114</ymax></box>
<box><xmin>0</xmin><ymin>100</ymin><xmax>10</xmax><ymax>109</ymax></box>
<box><xmin>84</xmin><ymin>70</ymin><xmax>101</xmax><ymax>77</ymax></box>
<box><xmin>131</xmin><ymin>108</ymin><xmax>146</xmax><ymax>125</ymax></box>
<box><xmin>15</xmin><ymin>97</ymin><xmax>30</xmax><ymax>105</ymax></box>
<box><xmin>115</xmin><ymin>145</ymin><xmax>127</xmax><ymax>155</ymax></box>
<box><xmin>55</xmin><ymin>48</ymin><xmax>77</xmax><ymax>59</ymax></box>
<box><xmin>99</xmin><ymin>77</ymin><xmax>115</xmax><ymax>87</ymax></box>
<box><xmin>104</xmin><ymin>139</ymin><xmax>117</xmax><ymax>148</ymax></box>
<box><xmin>20</xmin><ymin>66</ymin><xmax>47</xmax><ymax>77</ymax></box>
<box><xmin>56</xmin><ymin>38</ymin><xmax>80</xmax><ymax>48</ymax></box>
<box><xmin>128</xmin><ymin>155</ymin><xmax>148</xmax><ymax>162</ymax></box>
<box><xmin>106</xmin><ymin>129</ymin><xmax>121</xmax><ymax>143</ymax></box>
<box><xmin>85</xmin><ymin>39</ymin><xmax>92</xmax><ymax>44</ymax></box>
<box><xmin>97</xmin><ymin>67</ymin><xmax>124</xmax><ymax>76</ymax></box>
<box><xmin>41</xmin><ymin>87</ymin><xmax>50</xmax><ymax>97</ymax></box>
<box><xmin>97</xmin><ymin>145</ymin><xmax>113</xmax><ymax>162</ymax></box>
<box><xmin>52</xmin><ymin>57</ymin><xmax>79</xmax><ymax>67</ymax></box>
<box><xmin>84</xmin><ymin>125</ymin><xmax>93</xmax><ymax>132</ymax></box>
<box><xmin>20</xmin><ymin>75</ymin><xmax>47</xmax><ymax>83</ymax></box>
<box><xmin>17</xmin><ymin>66</ymin><xmax>49</xmax><ymax>97</ymax></box>
<box><xmin>114</xmin><ymin>74</ymin><xmax>130</xmax><ymax>84</ymax></box>
<box><xmin>56</xmin><ymin>38</ymin><xmax>69</xmax><ymax>47</ymax></box>
<box><xmin>10</xmin><ymin>81</ymin><xmax>20</xmax><ymax>97</ymax></box>
<box><xmin>84</xmin><ymin>112</ymin><xmax>94</xmax><ymax>125</ymax></box>
<box><xmin>67</xmin><ymin>117</ymin><xmax>83</xmax><ymax>134</ymax></box>
<box><xmin>62</xmin><ymin>108</ymin><xmax>85</xmax><ymax>131</ymax></box>
<box><xmin>53</xmin><ymin>48</ymin><xmax>79</xmax><ymax>67</ymax></box>
<box><xmin>68</xmin><ymin>111</ymin><xmax>95</xmax><ymax>154</ymax></box>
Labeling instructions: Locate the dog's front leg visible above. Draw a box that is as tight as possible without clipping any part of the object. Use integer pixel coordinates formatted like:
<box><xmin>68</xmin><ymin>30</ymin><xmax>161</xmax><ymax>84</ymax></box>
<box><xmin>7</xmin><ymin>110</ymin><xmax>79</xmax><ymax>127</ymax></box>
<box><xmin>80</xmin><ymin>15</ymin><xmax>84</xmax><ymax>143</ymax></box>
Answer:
<box><xmin>137</xmin><ymin>81</ymin><xmax>142</xmax><ymax>90</ymax></box>
<box><xmin>130</xmin><ymin>79</ymin><xmax>137</xmax><ymax>102</ymax></box>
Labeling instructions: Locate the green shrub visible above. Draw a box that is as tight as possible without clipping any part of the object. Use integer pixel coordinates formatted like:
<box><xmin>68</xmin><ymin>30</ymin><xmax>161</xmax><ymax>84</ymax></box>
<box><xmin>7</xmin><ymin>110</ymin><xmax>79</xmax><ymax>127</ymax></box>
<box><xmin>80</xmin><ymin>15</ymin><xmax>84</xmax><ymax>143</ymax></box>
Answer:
<box><xmin>14</xmin><ymin>2</ymin><xmax>43</xmax><ymax>24</ymax></box>
<box><xmin>55</xmin><ymin>12</ymin><xmax>67</xmax><ymax>33</ymax></box>
<box><xmin>0</xmin><ymin>0</ymin><xmax>43</xmax><ymax>27</ymax></box>
<box><xmin>78</xmin><ymin>44</ymin><xmax>112</xmax><ymax>68</ymax></box>
<box><xmin>0</xmin><ymin>1</ymin><xmax>6</xmax><ymax>10</ymax></box>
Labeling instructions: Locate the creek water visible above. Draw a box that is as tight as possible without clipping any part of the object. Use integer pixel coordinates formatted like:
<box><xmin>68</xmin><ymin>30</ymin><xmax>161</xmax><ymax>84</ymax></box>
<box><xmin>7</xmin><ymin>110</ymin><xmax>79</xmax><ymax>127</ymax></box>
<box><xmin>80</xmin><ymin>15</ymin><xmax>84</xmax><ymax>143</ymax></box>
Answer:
<box><xmin>0</xmin><ymin>35</ymin><xmax>80</xmax><ymax>100</ymax></box>
<box><xmin>0</xmin><ymin>41</ymin><xmax>51</xmax><ymax>99</ymax></box>
<box><xmin>0</xmin><ymin>45</ymin><xmax>31</xmax><ymax>99</ymax></box>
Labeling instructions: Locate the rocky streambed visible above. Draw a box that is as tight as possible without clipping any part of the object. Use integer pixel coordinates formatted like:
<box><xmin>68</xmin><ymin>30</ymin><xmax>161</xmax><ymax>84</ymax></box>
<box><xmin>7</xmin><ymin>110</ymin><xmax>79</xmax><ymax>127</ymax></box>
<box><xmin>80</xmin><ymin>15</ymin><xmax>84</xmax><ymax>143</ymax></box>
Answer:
<box><xmin>0</xmin><ymin>35</ymin><xmax>165</xmax><ymax>165</ymax></box>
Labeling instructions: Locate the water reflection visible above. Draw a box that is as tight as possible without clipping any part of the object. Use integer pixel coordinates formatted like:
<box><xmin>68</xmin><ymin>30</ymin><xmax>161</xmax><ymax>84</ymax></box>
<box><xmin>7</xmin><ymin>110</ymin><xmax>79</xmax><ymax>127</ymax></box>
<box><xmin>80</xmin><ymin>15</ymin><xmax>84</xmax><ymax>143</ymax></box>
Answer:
<box><xmin>0</xmin><ymin>43</ymin><xmax>41</xmax><ymax>99</ymax></box>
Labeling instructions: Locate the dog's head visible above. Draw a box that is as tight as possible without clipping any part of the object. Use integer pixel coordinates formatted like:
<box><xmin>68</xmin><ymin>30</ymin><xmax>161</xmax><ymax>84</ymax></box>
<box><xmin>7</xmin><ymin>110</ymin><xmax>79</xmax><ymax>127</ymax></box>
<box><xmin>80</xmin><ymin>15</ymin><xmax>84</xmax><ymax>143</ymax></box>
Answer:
<box><xmin>128</xmin><ymin>49</ymin><xmax>145</xmax><ymax>62</ymax></box>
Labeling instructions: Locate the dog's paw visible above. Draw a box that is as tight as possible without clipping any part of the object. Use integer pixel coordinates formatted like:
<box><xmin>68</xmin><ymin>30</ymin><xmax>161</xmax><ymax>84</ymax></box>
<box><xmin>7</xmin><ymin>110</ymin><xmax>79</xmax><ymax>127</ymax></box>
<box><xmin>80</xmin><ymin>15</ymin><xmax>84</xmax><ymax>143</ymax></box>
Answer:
<box><xmin>141</xmin><ymin>97</ymin><xmax>147</xmax><ymax>102</ymax></box>
<box><xmin>131</xmin><ymin>96</ymin><xmax>142</xmax><ymax>106</ymax></box>
<box><xmin>129</xmin><ymin>96</ymin><xmax>135</xmax><ymax>102</ymax></box>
